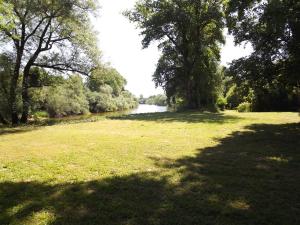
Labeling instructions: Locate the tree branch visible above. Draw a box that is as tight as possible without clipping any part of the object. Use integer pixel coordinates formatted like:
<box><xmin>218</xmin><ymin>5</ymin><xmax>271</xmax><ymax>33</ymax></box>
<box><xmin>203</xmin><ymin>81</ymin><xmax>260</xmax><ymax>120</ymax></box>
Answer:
<box><xmin>24</xmin><ymin>17</ymin><xmax>48</xmax><ymax>42</ymax></box>
<box><xmin>33</xmin><ymin>63</ymin><xmax>90</xmax><ymax>76</ymax></box>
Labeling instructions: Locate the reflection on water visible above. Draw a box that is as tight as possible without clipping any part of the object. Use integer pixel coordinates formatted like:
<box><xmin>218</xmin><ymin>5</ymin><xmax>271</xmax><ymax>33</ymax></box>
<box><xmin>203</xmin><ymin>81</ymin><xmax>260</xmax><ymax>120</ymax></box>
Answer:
<box><xmin>45</xmin><ymin>104</ymin><xmax>168</xmax><ymax>125</ymax></box>
<box><xmin>130</xmin><ymin>104</ymin><xmax>168</xmax><ymax>114</ymax></box>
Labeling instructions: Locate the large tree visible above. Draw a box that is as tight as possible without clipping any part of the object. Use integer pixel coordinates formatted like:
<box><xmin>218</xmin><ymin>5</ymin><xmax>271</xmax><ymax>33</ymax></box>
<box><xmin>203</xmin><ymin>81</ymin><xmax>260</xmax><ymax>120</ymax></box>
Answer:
<box><xmin>225</xmin><ymin>0</ymin><xmax>300</xmax><ymax>110</ymax></box>
<box><xmin>126</xmin><ymin>0</ymin><xmax>225</xmax><ymax>109</ymax></box>
<box><xmin>0</xmin><ymin>0</ymin><xmax>100</xmax><ymax>124</ymax></box>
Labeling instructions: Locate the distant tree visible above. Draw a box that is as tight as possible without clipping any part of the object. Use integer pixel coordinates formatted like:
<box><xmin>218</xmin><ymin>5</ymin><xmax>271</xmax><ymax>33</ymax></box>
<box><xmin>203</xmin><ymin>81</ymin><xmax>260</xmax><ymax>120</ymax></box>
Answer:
<box><xmin>139</xmin><ymin>94</ymin><xmax>146</xmax><ymax>104</ymax></box>
<box><xmin>145</xmin><ymin>94</ymin><xmax>167</xmax><ymax>106</ymax></box>
<box><xmin>0</xmin><ymin>0</ymin><xmax>100</xmax><ymax>124</ymax></box>
<box><xmin>125</xmin><ymin>0</ymin><xmax>225</xmax><ymax>109</ymax></box>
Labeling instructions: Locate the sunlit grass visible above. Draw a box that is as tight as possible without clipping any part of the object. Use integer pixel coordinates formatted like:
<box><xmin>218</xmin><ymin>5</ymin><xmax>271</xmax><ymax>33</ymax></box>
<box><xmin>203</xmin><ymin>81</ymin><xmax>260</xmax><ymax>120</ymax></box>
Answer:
<box><xmin>0</xmin><ymin>111</ymin><xmax>299</xmax><ymax>224</ymax></box>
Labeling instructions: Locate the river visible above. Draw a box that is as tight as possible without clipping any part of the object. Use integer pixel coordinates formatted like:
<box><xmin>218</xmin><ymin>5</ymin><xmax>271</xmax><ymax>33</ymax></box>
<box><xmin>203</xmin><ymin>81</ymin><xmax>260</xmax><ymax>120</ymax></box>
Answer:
<box><xmin>46</xmin><ymin>104</ymin><xmax>168</xmax><ymax>123</ymax></box>
<box><xmin>130</xmin><ymin>104</ymin><xmax>168</xmax><ymax>114</ymax></box>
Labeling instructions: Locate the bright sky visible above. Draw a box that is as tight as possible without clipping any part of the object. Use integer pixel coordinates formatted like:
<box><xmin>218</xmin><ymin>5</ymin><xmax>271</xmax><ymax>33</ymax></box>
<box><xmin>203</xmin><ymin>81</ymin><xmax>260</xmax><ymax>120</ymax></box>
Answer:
<box><xmin>93</xmin><ymin>0</ymin><xmax>252</xmax><ymax>97</ymax></box>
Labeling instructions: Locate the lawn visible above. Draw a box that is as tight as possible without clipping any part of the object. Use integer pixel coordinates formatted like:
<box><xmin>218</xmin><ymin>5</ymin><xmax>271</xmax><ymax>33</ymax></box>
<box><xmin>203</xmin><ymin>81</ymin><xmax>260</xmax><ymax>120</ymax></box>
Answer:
<box><xmin>0</xmin><ymin>111</ymin><xmax>299</xmax><ymax>225</ymax></box>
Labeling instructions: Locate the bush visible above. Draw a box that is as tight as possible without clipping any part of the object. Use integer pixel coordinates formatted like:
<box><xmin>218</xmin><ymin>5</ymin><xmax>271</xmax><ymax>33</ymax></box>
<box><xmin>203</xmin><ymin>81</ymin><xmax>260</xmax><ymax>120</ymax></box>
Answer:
<box><xmin>33</xmin><ymin>111</ymin><xmax>49</xmax><ymax>118</ymax></box>
<box><xmin>237</xmin><ymin>102</ymin><xmax>252</xmax><ymax>112</ymax></box>
<box><xmin>32</xmin><ymin>111</ymin><xmax>49</xmax><ymax>121</ymax></box>
<box><xmin>216</xmin><ymin>97</ymin><xmax>227</xmax><ymax>111</ymax></box>
<box><xmin>145</xmin><ymin>94</ymin><xmax>167</xmax><ymax>106</ymax></box>
<box><xmin>44</xmin><ymin>75</ymin><xmax>89</xmax><ymax>117</ymax></box>
<box><xmin>86</xmin><ymin>90</ymin><xmax>138</xmax><ymax>113</ymax></box>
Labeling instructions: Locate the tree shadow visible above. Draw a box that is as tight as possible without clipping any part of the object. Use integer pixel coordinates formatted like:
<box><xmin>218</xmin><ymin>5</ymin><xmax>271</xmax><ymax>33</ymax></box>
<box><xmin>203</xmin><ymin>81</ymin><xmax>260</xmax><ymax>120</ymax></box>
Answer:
<box><xmin>0</xmin><ymin>115</ymin><xmax>106</xmax><ymax>136</ymax></box>
<box><xmin>0</xmin><ymin>126</ymin><xmax>40</xmax><ymax>136</ymax></box>
<box><xmin>151</xmin><ymin>122</ymin><xmax>300</xmax><ymax>224</ymax></box>
<box><xmin>1</xmin><ymin>123</ymin><xmax>299</xmax><ymax>224</ymax></box>
<box><xmin>1</xmin><ymin>111</ymin><xmax>240</xmax><ymax>136</ymax></box>
<box><xmin>110</xmin><ymin>111</ymin><xmax>241</xmax><ymax>124</ymax></box>
<box><xmin>0</xmin><ymin>174</ymin><xmax>170</xmax><ymax>225</ymax></box>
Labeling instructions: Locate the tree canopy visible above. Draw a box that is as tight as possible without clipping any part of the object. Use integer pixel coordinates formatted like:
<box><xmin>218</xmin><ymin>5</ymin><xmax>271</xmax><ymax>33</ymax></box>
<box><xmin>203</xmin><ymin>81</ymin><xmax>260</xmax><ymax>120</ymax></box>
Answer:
<box><xmin>225</xmin><ymin>0</ymin><xmax>300</xmax><ymax>111</ymax></box>
<box><xmin>126</xmin><ymin>0</ymin><xmax>225</xmax><ymax>109</ymax></box>
<box><xmin>0</xmin><ymin>0</ymin><xmax>100</xmax><ymax>124</ymax></box>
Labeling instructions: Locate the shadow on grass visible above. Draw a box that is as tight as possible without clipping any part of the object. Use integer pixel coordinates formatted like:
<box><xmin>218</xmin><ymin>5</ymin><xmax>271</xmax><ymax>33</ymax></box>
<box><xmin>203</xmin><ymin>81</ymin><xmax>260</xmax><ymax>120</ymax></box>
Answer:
<box><xmin>0</xmin><ymin>115</ymin><xmax>107</xmax><ymax>136</ymax></box>
<box><xmin>0</xmin><ymin>127</ymin><xmax>40</xmax><ymax>136</ymax></box>
<box><xmin>0</xmin><ymin>112</ymin><xmax>240</xmax><ymax>136</ymax></box>
<box><xmin>1</xmin><ymin>123</ymin><xmax>299</xmax><ymax>225</ymax></box>
<box><xmin>110</xmin><ymin>111</ymin><xmax>241</xmax><ymax>124</ymax></box>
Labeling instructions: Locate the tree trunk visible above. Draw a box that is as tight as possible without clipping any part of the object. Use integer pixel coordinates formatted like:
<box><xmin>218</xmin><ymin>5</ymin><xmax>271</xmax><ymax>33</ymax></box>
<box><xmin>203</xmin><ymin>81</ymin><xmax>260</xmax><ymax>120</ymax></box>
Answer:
<box><xmin>10</xmin><ymin>67</ymin><xmax>20</xmax><ymax>125</ymax></box>
<box><xmin>196</xmin><ymin>84</ymin><xmax>201</xmax><ymax>109</ymax></box>
<box><xmin>10</xmin><ymin>44</ymin><xmax>24</xmax><ymax>126</ymax></box>
<box><xmin>21</xmin><ymin>54</ymin><xmax>39</xmax><ymax>123</ymax></box>
<box><xmin>186</xmin><ymin>78</ymin><xmax>195</xmax><ymax>109</ymax></box>
<box><xmin>20</xmin><ymin>69</ymin><xmax>30</xmax><ymax>124</ymax></box>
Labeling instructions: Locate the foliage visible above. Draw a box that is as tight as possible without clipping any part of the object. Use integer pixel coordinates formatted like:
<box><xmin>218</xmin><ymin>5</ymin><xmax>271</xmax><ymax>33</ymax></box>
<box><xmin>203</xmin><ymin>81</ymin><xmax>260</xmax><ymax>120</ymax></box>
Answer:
<box><xmin>33</xmin><ymin>75</ymin><xmax>89</xmax><ymax>118</ymax></box>
<box><xmin>32</xmin><ymin>111</ymin><xmax>49</xmax><ymax>121</ymax></box>
<box><xmin>216</xmin><ymin>97</ymin><xmax>227</xmax><ymax>111</ymax></box>
<box><xmin>145</xmin><ymin>94</ymin><xmax>167</xmax><ymax>106</ymax></box>
<box><xmin>86</xmin><ymin>89</ymin><xmax>138</xmax><ymax>113</ymax></box>
<box><xmin>138</xmin><ymin>94</ymin><xmax>146</xmax><ymax>104</ymax></box>
<box><xmin>0</xmin><ymin>54</ymin><xmax>22</xmax><ymax>123</ymax></box>
<box><xmin>226</xmin><ymin>0</ymin><xmax>300</xmax><ymax>111</ymax></box>
<box><xmin>0</xmin><ymin>1</ymin><xmax>137</xmax><ymax>122</ymax></box>
<box><xmin>0</xmin><ymin>0</ymin><xmax>100</xmax><ymax>124</ymax></box>
<box><xmin>87</xmin><ymin>66</ymin><xmax>126</xmax><ymax>96</ymax></box>
<box><xmin>126</xmin><ymin>0</ymin><xmax>225</xmax><ymax>109</ymax></box>
<box><xmin>237</xmin><ymin>102</ymin><xmax>252</xmax><ymax>113</ymax></box>
<box><xmin>85</xmin><ymin>66</ymin><xmax>137</xmax><ymax>113</ymax></box>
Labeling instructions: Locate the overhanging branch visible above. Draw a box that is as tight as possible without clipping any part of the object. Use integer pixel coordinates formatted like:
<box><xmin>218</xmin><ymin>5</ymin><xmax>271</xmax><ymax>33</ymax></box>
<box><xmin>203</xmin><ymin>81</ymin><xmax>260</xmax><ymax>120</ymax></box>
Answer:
<box><xmin>32</xmin><ymin>63</ymin><xmax>90</xmax><ymax>76</ymax></box>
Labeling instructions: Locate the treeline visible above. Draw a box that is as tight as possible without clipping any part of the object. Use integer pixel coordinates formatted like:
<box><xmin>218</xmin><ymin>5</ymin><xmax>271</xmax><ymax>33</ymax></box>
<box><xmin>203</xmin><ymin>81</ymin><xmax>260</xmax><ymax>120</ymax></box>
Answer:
<box><xmin>126</xmin><ymin>0</ymin><xmax>300</xmax><ymax>112</ymax></box>
<box><xmin>139</xmin><ymin>94</ymin><xmax>167</xmax><ymax>106</ymax></box>
<box><xmin>0</xmin><ymin>0</ymin><xmax>137</xmax><ymax>125</ymax></box>
<box><xmin>0</xmin><ymin>58</ymin><xmax>138</xmax><ymax>121</ymax></box>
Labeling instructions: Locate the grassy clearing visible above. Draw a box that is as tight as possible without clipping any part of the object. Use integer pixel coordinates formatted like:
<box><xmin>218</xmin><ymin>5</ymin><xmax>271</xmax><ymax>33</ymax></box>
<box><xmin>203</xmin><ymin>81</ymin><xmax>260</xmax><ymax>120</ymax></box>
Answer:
<box><xmin>0</xmin><ymin>111</ymin><xmax>299</xmax><ymax>225</ymax></box>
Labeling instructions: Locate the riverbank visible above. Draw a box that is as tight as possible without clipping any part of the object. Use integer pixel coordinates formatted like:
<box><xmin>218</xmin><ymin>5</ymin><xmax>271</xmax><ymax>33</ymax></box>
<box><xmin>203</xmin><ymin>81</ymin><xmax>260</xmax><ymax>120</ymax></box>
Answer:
<box><xmin>0</xmin><ymin>111</ymin><xmax>299</xmax><ymax>225</ymax></box>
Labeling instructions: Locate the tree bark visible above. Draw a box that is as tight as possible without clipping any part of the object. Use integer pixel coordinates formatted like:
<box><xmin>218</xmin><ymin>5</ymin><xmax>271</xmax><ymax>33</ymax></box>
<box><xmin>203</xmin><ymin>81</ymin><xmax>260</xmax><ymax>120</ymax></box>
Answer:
<box><xmin>10</xmin><ymin>51</ymin><xmax>22</xmax><ymax>125</ymax></box>
<box><xmin>9</xmin><ymin>21</ymin><xmax>26</xmax><ymax>126</ymax></box>
<box><xmin>20</xmin><ymin>66</ymin><xmax>31</xmax><ymax>123</ymax></box>
<box><xmin>186</xmin><ymin>78</ymin><xmax>196</xmax><ymax>109</ymax></box>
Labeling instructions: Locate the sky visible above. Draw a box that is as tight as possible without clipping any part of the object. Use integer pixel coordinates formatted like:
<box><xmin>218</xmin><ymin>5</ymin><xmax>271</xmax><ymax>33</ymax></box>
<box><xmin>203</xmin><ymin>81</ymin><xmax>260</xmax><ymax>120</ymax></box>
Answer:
<box><xmin>93</xmin><ymin>0</ymin><xmax>253</xmax><ymax>98</ymax></box>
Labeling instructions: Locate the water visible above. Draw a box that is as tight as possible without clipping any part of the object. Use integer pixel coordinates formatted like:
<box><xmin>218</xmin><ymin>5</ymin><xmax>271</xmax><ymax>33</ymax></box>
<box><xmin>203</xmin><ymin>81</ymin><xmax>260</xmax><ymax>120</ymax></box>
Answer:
<box><xmin>47</xmin><ymin>104</ymin><xmax>168</xmax><ymax>124</ymax></box>
<box><xmin>130</xmin><ymin>104</ymin><xmax>168</xmax><ymax>114</ymax></box>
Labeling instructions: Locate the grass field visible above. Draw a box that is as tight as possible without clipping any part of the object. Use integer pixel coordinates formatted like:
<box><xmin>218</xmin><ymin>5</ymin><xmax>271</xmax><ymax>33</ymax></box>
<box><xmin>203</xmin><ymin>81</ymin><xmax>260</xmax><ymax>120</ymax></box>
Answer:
<box><xmin>0</xmin><ymin>111</ymin><xmax>299</xmax><ymax>225</ymax></box>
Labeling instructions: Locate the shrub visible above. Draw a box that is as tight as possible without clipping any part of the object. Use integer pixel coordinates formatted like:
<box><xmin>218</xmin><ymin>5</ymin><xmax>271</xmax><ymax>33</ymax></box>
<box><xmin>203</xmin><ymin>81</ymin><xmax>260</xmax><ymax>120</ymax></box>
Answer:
<box><xmin>237</xmin><ymin>102</ymin><xmax>252</xmax><ymax>112</ymax></box>
<box><xmin>33</xmin><ymin>111</ymin><xmax>49</xmax><ymax>118</ymax></box>
<box><xmin>145</xmin><ymin>94</ymin><xmax>167</xmax><ymax>106</ymax></box>
<box><xmin>86</xmin><ymin>90</ymin><xmax>138</xmax><ymax>113</ymax></box>
<box><xmin>216</xmin><ymin>97</ymin><xmax>227</xmax><ymax>111</ymax></box>
<box><xmin>44</xmin><ymin>75</ymin><xmax>89</xmax><ymax>117</ymax></box>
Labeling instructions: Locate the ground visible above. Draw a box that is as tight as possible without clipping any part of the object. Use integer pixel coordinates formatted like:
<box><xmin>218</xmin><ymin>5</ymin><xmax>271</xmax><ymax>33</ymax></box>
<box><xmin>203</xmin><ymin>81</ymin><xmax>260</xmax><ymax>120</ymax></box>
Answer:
<box><xmin>0</xmin><ymin>111</ymin><xmax>299</xmax><ymax>225</ymax></box>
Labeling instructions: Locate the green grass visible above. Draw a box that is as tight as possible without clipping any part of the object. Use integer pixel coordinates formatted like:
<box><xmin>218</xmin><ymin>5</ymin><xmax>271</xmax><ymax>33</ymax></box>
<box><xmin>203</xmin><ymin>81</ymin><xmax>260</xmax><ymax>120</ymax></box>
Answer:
<box><xmin>0</xmin><ymin>111</ymin><xmax>299</xmax><ymax>225</ymax></box>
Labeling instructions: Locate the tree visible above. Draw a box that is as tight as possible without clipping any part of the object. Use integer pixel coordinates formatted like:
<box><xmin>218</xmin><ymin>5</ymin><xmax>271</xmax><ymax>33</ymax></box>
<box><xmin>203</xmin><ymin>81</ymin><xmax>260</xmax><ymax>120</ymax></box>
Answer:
<box><xmin>225</xmin><ymin>0</ymin><xmax>300</xmax><ymax>111</ymax></box>
<box><xmin>0</xmin><ymin>0</ymin><xmax>100</xmax><ymax>124</ymax></box>
<box><xmin>145</xmin><ymin>94</ymin><xmax>167</xmax><ymax>106</ymax></box>
<box><xmin>125</xmin><ymin>0</ymin><xmax>225</xmax><ymax>109</ymax></box>
<box><xmin>86</xmin><ymin>65</ymin><xmax>138</xmax><ymax>113</ymax></box>
<box><xmin>87</xmin><ymin>65</ymin><xmax>126</xmax><ymax>97</ymax></box>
